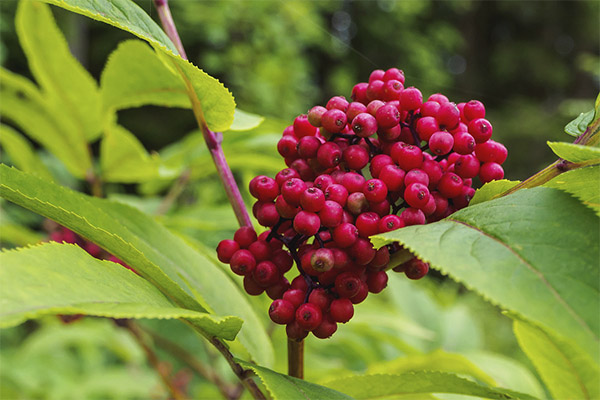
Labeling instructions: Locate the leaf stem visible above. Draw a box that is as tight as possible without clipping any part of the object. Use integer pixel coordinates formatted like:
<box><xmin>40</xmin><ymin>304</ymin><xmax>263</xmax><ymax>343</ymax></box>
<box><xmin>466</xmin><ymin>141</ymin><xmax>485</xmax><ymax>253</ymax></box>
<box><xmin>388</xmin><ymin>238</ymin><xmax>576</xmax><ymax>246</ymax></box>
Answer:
<box><xmin>154</xmin><ymin>0</ymin><xmax>252</xmax><ymax>227</ymax></box>
<box><xmin>156</xmin><ymin>168</ymin><xmax>191</xmax><ymax>215</ymax></box>
<box><xmin>287</xmin><ymin>338</ymin><xmax>304</xmax><ymax>379</ymax></box>
<box><xmin>144</xmin><ymin>328</ymin><xmax>243</xmax><ymax>400</ymax></box>
<box><xmin>153</xmin><ymin>0</ymin><xmax>187</xmax><ymax>59</ymax></box>
<box><xmin>123</xmin><ymin>320</ymin><xmax>187</xmax><ymax>400</ymax></box>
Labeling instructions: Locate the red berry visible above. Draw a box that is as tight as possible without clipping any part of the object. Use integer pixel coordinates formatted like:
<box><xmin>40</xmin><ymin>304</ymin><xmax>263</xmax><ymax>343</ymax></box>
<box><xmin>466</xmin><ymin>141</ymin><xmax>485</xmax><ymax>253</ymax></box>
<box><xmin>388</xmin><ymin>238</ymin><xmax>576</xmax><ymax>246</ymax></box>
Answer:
<box><xmin>468</xmin><ymin>118</ymin><xmax>493</xmax><ymax>143</ymax></box>
<box><xmin>324</xmin><ymin>183</ymin><xmax>349</xmax><ymax>206</ymax></box>
<box><xmin>351</xmin><ymin>82</ymin><xmax>369</xmax><ymax>104</ymax></box>
<box><xmin>321</xmin><ymin>109</ymin><xmax>348</xmax><ymax>133</ymax></box>
<box><xmin>293</xmin><ymin>211</ymin><xmax>321</xmax><ymax>236</ymax></box>
<box><xmin>295</xmin><ymin>303</ymin><xmax>323</xmax><ymax>331</ymax></box>
<box><xmin>233</xmin><ymin>226</ymin><xmax>257</xmax><ymax>248</ymax></box>
<box><xmin>405</xmin><ymin>258</ymin><xmax>430</xmax><ymax>280</ymax></box>
<box><xmin>475</xmin><ymin>140</ymin><xmax>507</xmax><ymax>164</ymax></box>
<box><xmin>319</xmin><ymin>200</ymin><xmax>343</xmax><ymax>227</ymax></box>
<box><xmin>243</xmin><ymin>275</ymin><xmax>265</xmax><ymax>295</ymax></box>
<box><xmin>216</xmin><ymin>239</ymin><xmax>240</xmax><ymax>263</ymax></box>
<box><xmin>438</xmin><ymin>172</ymin><xmax>464</xmax><ymax>198</ymax></box>
<box><xmin>286</xmin><ymin>320</ymin><xmax>309</xmax><ymax>340</ymax></box>
<box><xmin>269</xmin><ymin>299</ymin><xmax>296</xmax><ymax>324</ymax></box>
<box><xmin>429</xmin><ymin>131</ymin><xmax>454</xmax><ymax>155</ymax></box>
<box><xmin>253</xmin><ymin>261</ymin><xmax>280</xmax><ymax>287</ymax></box>
<box><xmin>308</xmin><ymin>287</ymin><xmax>332</xmax><ymax>311</ymax></box>
<box><xmin>343</xmin><ymin>145</ymin><xmax>370</xmax><ymax>170</ymax></box>
<box><xmin>300</xmin><ymin>187</ymin><xmax>326</xmax><ymax>212</ymax></box>
<box><xmin>297</xmin><ymin>136</ymin><xmax>321</xmax><ymax>159</ymax></box>
<box><xmin>399</xmin><ymin>87</ymin><xmax>423</xmax><ymax>111</ymax></box>
<box><xmin>326</xmin><ymin>96</ymin><xmax>349</xmax><ymax>112</ymax></box>
<box><xmin>401</xmin><ymin>207</ymin><xmax>426</xmax><ymax>226</ymax></box>
<box><xmin>356</xmin><ymin>212</ymin><xmax>381</xmax><ymax>238</ymax></box>
<box><xmin>317</xmin><ymin>142</ymin><xmax>342</xmax><ymax>168</ymax></box>
<box><xmin>363</xmin><ymin>179</ymin><xmax>388</xmax><ymax>203</ymax></box>
<box><xmin>378</xmin><ymin>214</ymin><xmax>404</xmax><ymax>233</ymax></box>
<box><xmin>294</xmin><ymin>114</ymin><xmax>318</xmax><ymax>137</ymax></box>
<box><xmin>463</xmin><ymin>100</ymin><xmax>486</xmax><ymax>121</ymax></box>
<box><xmin>311</xmin><ymin>248</ymin><xmax>335</xmax><ymax>272</ymax></box>
<box><xmin>404</xmin><ymin>183</ymin><xmax>431</xmax><ymax>210</ymax></box>
<box><xmin>454</xmin><ymin>154</ymin><xmax>480</xmax><ymax>179</ymax></box>
<box><xmin>312</xmin><ymin>315</ymin><xmax>337</xmax><ymax>339</ymax></box>
<box><xmin>283</xmin><ymin>288</ymin><xmax>306</xmax><ymax>308</ymax></box>
<box><xmin>391</xmin><ymin>143</ymin><xmax>423</xmax><ymax>171</ymax></box>
<box><xmin>346</xmin><ymin>102</ymin><xmax>368</xmax><ymax>121</ymax></box>
<box><xmin>378</xmin><ymin>164</ymin><xmax>405</xmax><ymax>192</ymax></box>
<box><xmin>416</xmin><ymin>116</ymin><xmax>439</xmax><ymax>141</ymax></box>
<box><xmin>248</xmin><ymin>240</ymin><xmax>272</xmax><ymax>262</ymax></box>
<box><xmin>436</xmin><ymin>102</ymin><xmax>460</xmax><ymax>129</ymax></box>
<box><xmin>230</xmin><ymin>249</ymin><xmax>256</xmax><ymax>276</ymax></box>
<box><xmin>307</xmin><ymin>105</ymin><xmax>327</xmax><ymax>127</ymax></box>
<box><xmin>375</xmin><ymin>104</ymin><xmax>401</xmax><ymax>129</ymax></box>
<box><xmin>281</xmin><ymin>178</ymin><xmax>307</xmax><ymax>206</ymax></box>
<box><xmin>453</xmin><ymin>132</ymin><xmax>476</xmax><ymax>155</ymax></box>
<box><xmin>330</xmin><ymin>298</ymin><xmax>354</xmax><ymax>323</ymax></box>
<box><xmin>479</xmin><ymin>162</ymin><xmax>504</xmax><ymax>183</ymax></box>
<box><xmin>333</xmin><ymin>222</ymin><xmax>359</xmax><ymax>248</ymax></box>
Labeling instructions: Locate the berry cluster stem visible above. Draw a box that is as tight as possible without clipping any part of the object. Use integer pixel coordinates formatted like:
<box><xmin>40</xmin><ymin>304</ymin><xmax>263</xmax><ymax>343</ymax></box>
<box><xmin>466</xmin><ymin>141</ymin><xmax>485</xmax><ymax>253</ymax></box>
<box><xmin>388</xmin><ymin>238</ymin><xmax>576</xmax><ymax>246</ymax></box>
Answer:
<box><xmin>287</xmin><ymin>338</ymin><xmax>304</xmax><ymax>379</ymax></box>
<box><xmin>153</xmin><ymin>0</ymin><xmax>251</xmax><ymax>228</ymax></box>
<box><xmin>152</xmin><ymin>1</ymin><xmax>264</xmax><ymax>397</ymax></box>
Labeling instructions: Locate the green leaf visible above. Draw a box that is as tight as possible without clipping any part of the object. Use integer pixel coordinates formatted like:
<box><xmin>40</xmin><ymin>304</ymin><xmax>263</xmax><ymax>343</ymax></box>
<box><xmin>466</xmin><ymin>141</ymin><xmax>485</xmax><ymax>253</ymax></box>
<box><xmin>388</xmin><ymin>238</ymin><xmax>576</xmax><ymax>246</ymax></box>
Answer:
<box><xmin>469</xmin><ymin>179</ymin><xmax>520</xmax><ymax>206</ymax></box>
<box><xmin>323</xmin><ymin>371</ymin><xmax>537</xmax><ymax>400</ymax></box>
<box><xmin>547</xmin><ymin>141</ymin><xmax>600</xmax><ymax>162</ymax></box>
<box><xmin>366</xmin><ymin>350</ymin><xmax>495</xmax><ymax>386</ymax></box>
<box><xmin>0</xmin><ymin>242</ymin><xmax>242</xmax><ymax>340</ymax></box>
<box><xmin>16</xmin><ymin>1</ymin><xmax>101</xmax><ymax>141</ymax></box>
<box><xmin>0</xmin><ymin>165</ymin><xmax>274</xmax><ymax>367</ymax></box>
<box><xmin>0</xmin><ymin>70</ymin><xmax>91</xmax><ymax>178</ymax></box>
<box><xmin>39</xmin><ymin>0</ymin><xmax>179</xmax><ymax>54</ymax></box>
<box><xmin>100</xmin><ymin>124</ymin><xmax>160</xmax><ymax>183</ymax></box>
<box><xmin>229</xmin><ymin>109</ymin><xmax>265</xmax><ymax>131</ymax></box>
<box><xmin>514</xmin><ymin>318</ymin><xmax>600</xmax><ymax>400</ymax></box>
<box><xmin>42</xmin><ymin>0</ymin><xmax>236</xmax><ymax>132</ymax></box>
<box><xmin>0</xmin><ymin>125</ymin><xmax>53</xmax><ymax>181</ymax></box>
<box><xmin>0</xmin><ymin>222</ymin><xmax>45</xmax><ymax>246</ymax></box>
<box><xmin>372</xmin><ymin>187</ymin><xmax>600</xmax><ymax>362</ymax></box>
<box><xmin>100</xmin><ymin>40</ymin><xmax>189</xmax><ymax>114</ymax></box>
<box><xmin>565</xmin><ymin>110</ymin><xmax>595</xmax><ymax>137</ymax></box>
<box><xmin>544</xmin><ymin>165</ymin><xmax>600</xmax><ymax>215</ymax></box>
<box><xmin>237</xmin><ymin>361</ymin><xmax>353</xmax><ymax>400</ymax></box>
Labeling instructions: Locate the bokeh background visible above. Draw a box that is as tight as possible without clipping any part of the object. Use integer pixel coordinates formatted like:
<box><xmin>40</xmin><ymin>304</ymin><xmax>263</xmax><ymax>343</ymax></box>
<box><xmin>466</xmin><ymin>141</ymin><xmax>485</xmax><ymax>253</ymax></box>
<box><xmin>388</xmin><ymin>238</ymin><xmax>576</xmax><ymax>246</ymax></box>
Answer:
<box><xmin>0</xmin><ymin>1</ymin><xmax>598</xmax><ymax>399</ymax></box>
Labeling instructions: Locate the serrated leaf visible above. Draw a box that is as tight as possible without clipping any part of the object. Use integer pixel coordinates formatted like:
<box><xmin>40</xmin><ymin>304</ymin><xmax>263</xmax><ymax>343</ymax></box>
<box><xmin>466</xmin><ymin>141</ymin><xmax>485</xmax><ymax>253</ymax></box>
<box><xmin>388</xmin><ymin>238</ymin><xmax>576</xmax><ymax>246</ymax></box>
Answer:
<box><xmin>100</xmin><ymin>40</ymin><xmax>189</xmax><ymax>113</ymax></box>
<box><xmin>373</xmin><ymin>187</ymin><xmax>600</xmax><ymax>362</ymax></box>
<box><xmin>229</xmin><ymin>109</ymin><xmax>265</xmax><ymax>131</ymax></box>
<box><xmin>544</xmin><ymin>165</ymin><xmax>600</xmax><ymax>215</ymax></box>
<box><xmin>0</xmin><ymin>165</ymin><xmax>274</xmax><ymax>367</ymax></box>
<box><xmin>513</xmin><ymin>318</ymin><xmax>600</xmax><ymax>400</ymax></box>
<box><xmin>547</xmin><ymin>141</ymin><xmax>600</xmax><ymax>162</ymax></box>
<box><xmin>41</xmin><ymin>0</ymin><xmax>236</xmax><ymax>132</ymax></box>
<box><xmin>367</xmin><ymin>350</ymin><xmax>495</xmax><ymax>386</ymax></box>
<box><xmin>323</xmin><ymin>371</ymin><xmax>537</xmax><ymax>400</ymax></box>
<box><xmin>0</xmin><ymin>242</ymin><xmax>242</xmax><ymax>340</ymax></box>
<box><xmin>470</xmin><ymin>179</ymin><xmax>520</xmax><ymax>206</ymax></box>
<box><xmin>0</xmin><ymin>71</ymin><xmax>91</xmax><ymax>178</ymax></box>
<box><xmin>237</xmin><ymin>361</ymin><xmax>353</xmax><ymax>400</ymax></box>
<box><xmin>0</xmin><ymin>125</ymin><xmax>53</xmax><ymax>181</ymax></box>
<box><xmin>100</xmin><ymin>124</ymin><xmax>160</xmax><ymax>183</ymax></box>
<box><xmin>565</xmin><ymin>110</ymin><xmax>595</xmax><ymax>137</ymax></box>
<box><xmin>16</xmin><ymin>1</ymin><xmax>101</xmax><ymax>141</ymax></box>
<box><xmin>39</xmin><ymin>0</ymin><xmax>178</xmax><ymax>54</ymax></box>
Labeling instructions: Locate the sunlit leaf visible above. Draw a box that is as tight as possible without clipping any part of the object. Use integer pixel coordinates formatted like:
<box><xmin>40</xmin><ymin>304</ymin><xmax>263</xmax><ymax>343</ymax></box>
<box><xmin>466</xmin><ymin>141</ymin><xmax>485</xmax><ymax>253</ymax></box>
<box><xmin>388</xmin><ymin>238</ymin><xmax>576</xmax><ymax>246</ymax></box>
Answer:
<box><xmin>0</xmin><ymin>125</ymin><xmax>53</xmax><ymax>181</ymax></box>
<box><xmin>544</xmin><ymin>165</ymin><xmax>600</xmax><ymax>215</ymax></box>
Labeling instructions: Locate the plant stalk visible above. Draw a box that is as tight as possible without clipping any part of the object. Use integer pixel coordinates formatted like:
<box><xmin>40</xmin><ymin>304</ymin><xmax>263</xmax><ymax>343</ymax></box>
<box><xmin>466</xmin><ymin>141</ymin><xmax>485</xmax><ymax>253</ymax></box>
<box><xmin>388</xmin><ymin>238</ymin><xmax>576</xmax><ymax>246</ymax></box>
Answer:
<box><xmin>153</xmin><ymin>0</ymin><xmax>252</xmax><ymax>227</ymax></box>
<box><xmin>287</xmin><ymin>339</ymin><xmax>304</xmax><ymax>379</ymax></box>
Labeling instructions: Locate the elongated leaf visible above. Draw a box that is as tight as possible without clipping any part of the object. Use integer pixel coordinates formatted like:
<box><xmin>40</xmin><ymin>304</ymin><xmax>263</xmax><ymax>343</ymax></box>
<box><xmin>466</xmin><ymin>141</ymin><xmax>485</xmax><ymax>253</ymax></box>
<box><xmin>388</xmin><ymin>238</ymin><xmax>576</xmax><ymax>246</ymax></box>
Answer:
<box><xmin>100</xmin><ymin>124</ymin><xmax>160</xmax><ymax>183</ymax></box>
<box><xmin>373</xmin><ymin>187</ymin><xmax>600</xmax><ymax>362</ymax></box>
<box><xmin>0</xmin><ymin>242</ymin><xmax>242</xmax><ymax>340</ymax></box>
<box><xmin>0</xmin><ymin>165</ymin><xmax>273</xmax><ymax>367</ymax></box>
<box><xmin>40</xmin><ymin>0</ymin><xmax>178</xmax><ymax>54</ymax></box>
<box><xmin>514</xmin><ymin>318</ymin><xmax>600</xmax><ymax>400</ymax></box>
<box><xmin>544</xmin><ymin>165</ymin><xmax>600</xmax><ymax>215</ymax></box>
<box><xmin>100</xmin><ymin>40</ymin><xmax>189</xmax><ymax>113</ymax></box>
<box><xmin>16</xmin><ymin>1</ymin><xmax>101</xmax><ymax>141</ymax></box>
<box><xmin>565</xmin><ymin>110</ymin><xmax>595</xmax><ymax>137</ymax></box>
<box><xmin>0</xmin><ymin>75</ymin><xmax>91</xmax><ymax>178</ymax></box>
<box><xmin>237</xmin><ymin>361</ymin><xmax>353</xmax><ymax>400</ymax></box>
<box><xmin>323</xmin><ymin>371</ymin><xmax>537</xmax><ymax>400</ymax></box>
<box><xmin>229</xmin><ymin>109</ymin><xmax>265</xmax><ymax>131</ymax></box>
<box><xmin>470</xmin><ymin>179</ymin><xmax>520</xmax><ymax>206</ymax></box>
<box><xmin>0</xmin><ymin>125</ymin><xmax>53</xmax><ymax>181</ymax></box>
<box><xmin>547</xmin><ymin>141</ymin><xmax>600</xmax><ymax>162</ymax></box>
<box><xmin>42</xmin><ymin>0</ymin><xmax>236</xmax><ymax>132</ymax></box>
<box><xmin>0</xmin><ymin>222</ymin><xmax>45</xmax><ymax>246</ymax></box>
<box><xmin>366</xmin><ymin>350</ymin><xmax>495</xmax><ymax>386</ymax></box>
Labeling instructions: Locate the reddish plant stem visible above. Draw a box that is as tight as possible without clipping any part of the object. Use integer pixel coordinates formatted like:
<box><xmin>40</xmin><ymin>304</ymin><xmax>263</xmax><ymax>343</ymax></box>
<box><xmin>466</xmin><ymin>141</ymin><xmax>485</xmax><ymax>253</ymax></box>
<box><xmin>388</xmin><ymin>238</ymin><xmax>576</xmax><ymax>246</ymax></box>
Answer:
<box><xmin>153</xmin><ymin>0</ymin><xmax>251</xmax><ymax>228</ymax></box>
<box><xmin>153</xmin><ymin>0</ymin><xmax>187</xmax><ymax>59</ymax></box>
<box><xmin>287</xmin><ymin>339</ymin><xmax>304</xmax><ymax>379</ymax></box>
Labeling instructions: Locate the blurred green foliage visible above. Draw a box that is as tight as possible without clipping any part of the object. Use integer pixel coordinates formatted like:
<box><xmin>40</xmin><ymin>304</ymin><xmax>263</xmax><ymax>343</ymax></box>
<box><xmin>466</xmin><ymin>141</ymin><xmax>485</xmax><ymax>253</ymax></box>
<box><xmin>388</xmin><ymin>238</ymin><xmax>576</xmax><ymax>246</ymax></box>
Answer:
<box><xmin>0</xmin><ymin>1</ymin><xmax>598</xmax><ymax>398</ymax></box>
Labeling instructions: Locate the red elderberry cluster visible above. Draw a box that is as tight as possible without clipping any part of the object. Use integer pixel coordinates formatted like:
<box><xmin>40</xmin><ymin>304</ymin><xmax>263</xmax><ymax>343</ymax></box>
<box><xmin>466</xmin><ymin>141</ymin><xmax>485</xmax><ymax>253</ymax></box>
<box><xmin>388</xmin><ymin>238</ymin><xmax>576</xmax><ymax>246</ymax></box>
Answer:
<box><xmin>217</xmin><ymin>68</ymin><xmax>507</xmax><ymax>340</ymax></box>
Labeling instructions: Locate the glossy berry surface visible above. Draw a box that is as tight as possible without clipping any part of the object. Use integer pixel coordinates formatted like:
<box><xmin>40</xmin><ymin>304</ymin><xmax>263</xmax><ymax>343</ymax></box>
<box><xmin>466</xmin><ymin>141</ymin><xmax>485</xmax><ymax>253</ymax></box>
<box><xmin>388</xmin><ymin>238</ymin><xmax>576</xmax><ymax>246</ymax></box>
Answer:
<box><xmin>217</xmin><ymin>67</ymin><xmax>508</xmax><ymax>340</ymax></box>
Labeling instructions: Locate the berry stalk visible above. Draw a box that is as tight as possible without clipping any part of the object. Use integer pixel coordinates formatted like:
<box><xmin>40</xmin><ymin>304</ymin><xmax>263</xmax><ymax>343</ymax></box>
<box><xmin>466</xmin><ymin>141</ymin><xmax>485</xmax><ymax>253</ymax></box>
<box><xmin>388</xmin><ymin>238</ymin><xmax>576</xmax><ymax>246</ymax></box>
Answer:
<box><xmin>152</xmin><ymin>0</ymin><xmax>251</xmax><ymax>227</ymax></box>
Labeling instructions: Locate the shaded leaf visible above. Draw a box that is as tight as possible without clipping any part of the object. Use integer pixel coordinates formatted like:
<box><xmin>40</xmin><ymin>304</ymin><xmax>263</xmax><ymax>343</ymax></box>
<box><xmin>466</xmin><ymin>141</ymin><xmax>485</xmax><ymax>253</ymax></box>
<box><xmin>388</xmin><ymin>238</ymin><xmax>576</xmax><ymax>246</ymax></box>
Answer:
<box><xmin>565</xmin><ymin>110</ymin><xmax>595</xmax><ymax>137</ymax></box>
<box><xmin>42</xmin><ymin>0</ymin><xmax>236</xmax><ymax>132</ymax></box>
<box><xmin>237</xmin><ymin>361</ymin><xmax>353</xmax><ymax>400</ymax></box>
<box><xmin>544</xmin><ymin>165</ymin><xmax>600</xmax><ymax>215</ymax></box>
<box><xmin>0</xmin><ymin>71</ymin><xmax>91</xmax><ymax>178</ymax></box>
<box><xmin>0</xmin><ymin>165</ymin><xmax>274</xmax><ymax>367</ymax></box>
<box><xmin>547</xmin><ymin>141</ymin><xmax>600</xmax><ymax>163</ymax></box>
<box><xmin>0</xmin><ymin>124</ymin><xmax>53</xmax><ymax>181</ymax></box>
<box><xmin>0</xmin><ymin>242</ymin><xmax>242</xmax><ymax>340</ymax></box>
<box><xmin>514</xmin><ymin>318</ymin><xmax>600</xmax><ymax>400</ymax></box>
<box><xmin>323</xmin><ymin>371</ymin><xmax>537</xmax><ymax>399</ymax></box>
<box><xmin>16</xmin><ymin>1</ymin><xmax>101</xmax><ymax>141</ymax></box>
<box><xmin>100</xmin><ymin>40</ymin><xmax>189</xmax><ymax>113</ymax></box>
<box><xmin>100</xmin><ymin>124</ymin><xmax>160</xmax><ymax>183</ymax></box>
<box><xmin>366</xmin><ymin>349</ymin><xmax>495</xmax><ymax>386</ymax></box>
<box><xmin>0</xmin><ymin>222</ymin><xmax>45</xmax><ymax>246</ymax></box>
<box><xmin>229</xmin><ymin>109</ymin><xmax>265</xmax><ymax>131</ymax></box>
<box><xmin>373</xmin><ymin>187</ymin><xmax>600</xmax><ymax>362</ymax></box>
<box><xmin>470</xmin><ymin>179</ymin><xmax>520</xmax><ymax>206</ymax></box>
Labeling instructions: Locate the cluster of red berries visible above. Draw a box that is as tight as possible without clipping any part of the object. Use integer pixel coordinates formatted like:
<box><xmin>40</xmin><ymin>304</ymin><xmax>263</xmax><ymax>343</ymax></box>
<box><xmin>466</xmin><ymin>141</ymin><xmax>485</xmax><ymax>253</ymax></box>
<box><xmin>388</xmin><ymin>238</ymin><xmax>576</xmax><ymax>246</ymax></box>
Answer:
<box><xmin>217</xmin><ymin>68</ymin><xmax>507</xmax><ymax>340</ymax></box>
<box><xmin>49</xmin><ymin>226</ymin><xmax>133</xmax><ymax>271</ymax></box>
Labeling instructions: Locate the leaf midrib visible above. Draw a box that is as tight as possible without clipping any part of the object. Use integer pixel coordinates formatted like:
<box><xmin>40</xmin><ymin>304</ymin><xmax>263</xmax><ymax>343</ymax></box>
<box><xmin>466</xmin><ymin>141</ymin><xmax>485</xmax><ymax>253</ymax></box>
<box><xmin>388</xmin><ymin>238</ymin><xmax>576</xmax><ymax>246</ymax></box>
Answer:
<box><xmin>447</xmin><ymin>217</ymin><xmax>597</xmax><ymax>343</ymax></box>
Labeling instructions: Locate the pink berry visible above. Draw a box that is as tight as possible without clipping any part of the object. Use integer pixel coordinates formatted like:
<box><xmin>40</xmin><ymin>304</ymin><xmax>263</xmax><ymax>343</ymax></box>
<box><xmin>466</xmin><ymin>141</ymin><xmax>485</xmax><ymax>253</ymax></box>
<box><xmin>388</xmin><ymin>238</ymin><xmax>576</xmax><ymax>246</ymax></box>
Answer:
<box><xmin>330</xmin><ymin>298</ymin><xmax>354</xmax><ymax>323</ymax></box>
<box><xmin>269</xmin><ymin>299</ymin><xmax>295</xmax><ymax>324</ymax></box>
